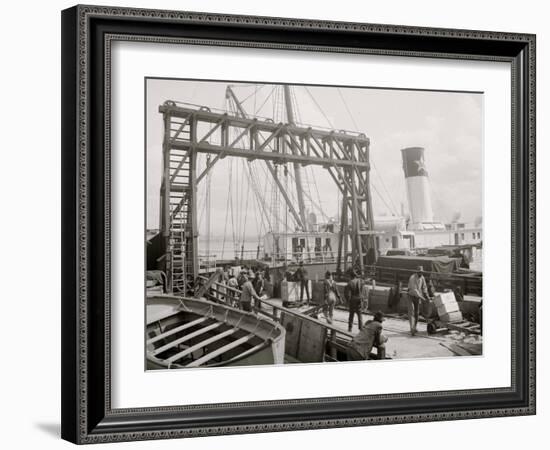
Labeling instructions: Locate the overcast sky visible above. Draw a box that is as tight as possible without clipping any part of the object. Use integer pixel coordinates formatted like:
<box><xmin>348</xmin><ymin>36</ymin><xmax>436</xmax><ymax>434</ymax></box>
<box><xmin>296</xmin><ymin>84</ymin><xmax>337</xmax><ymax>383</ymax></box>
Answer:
<box><xmin>146</xmin><ymin>79</ymin><xmax>482</xmax><ymax>239</ymax></box>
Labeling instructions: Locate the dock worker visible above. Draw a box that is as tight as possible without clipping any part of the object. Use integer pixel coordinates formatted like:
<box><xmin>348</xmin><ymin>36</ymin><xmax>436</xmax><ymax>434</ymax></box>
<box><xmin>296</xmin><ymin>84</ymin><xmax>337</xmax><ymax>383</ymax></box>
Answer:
<box><xmin>226</xmin><ymin>273</ymin><xmax>239</xmax><ymax>307</ymax></box>
<box><xmin>252</xmin><ymin>271</ymin><xmax>265</xmax><ymax>309</ymax></box>
<box><xmin>218</xmin><ymin>268</ymin><xmax>229</xmax><ymax>303</ymax></box>
<box><xmin>351</xmin><ymin>311</ymin><xmax>388</xmax><ymax>360</ymax></box>
<box><xmin>323</xmin><ymin>271</ymin><xmax>342</xmax><ymax>324</ymax></box>
<box><xmin>407</xmin><ymin>265</ymin><xmax>430</xmax><ymax>336</ymax></box>
<box><xmin>345</xmin><ymin>270</ymin><xmax>364</xmax><ymax>332</ymax></box>
<box><xmin>239</xmin><ymin>273</ymin><xmax>262</xmax><ymax>313</ymax></box>
<box><xmin>294</xmin><ymin>243</ymin><xmax>303</xmax><ymax>263</ymax></box>
<box><xmin>295</xmin><ymin>261</ymin><xmax>311</xmax><ymax>305</ymax></box>
<box><xmin>237</xmin><ymin>270</ymin><xmax>247</xmax><ymax>288</ymax></box>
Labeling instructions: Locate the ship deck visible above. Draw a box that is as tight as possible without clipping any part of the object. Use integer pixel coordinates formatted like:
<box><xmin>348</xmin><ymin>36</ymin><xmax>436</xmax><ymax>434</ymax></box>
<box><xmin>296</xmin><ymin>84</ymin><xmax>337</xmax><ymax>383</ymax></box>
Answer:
<box><xmin>263</xmin><ymin>298</ymin><xmax>480</xmax><ymax>360</ymax></box>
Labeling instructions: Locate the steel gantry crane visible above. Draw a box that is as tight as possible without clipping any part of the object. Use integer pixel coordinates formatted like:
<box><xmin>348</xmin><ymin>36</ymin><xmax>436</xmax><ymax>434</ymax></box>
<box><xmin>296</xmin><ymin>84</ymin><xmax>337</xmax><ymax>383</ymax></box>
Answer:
<box><xmin>158</xmin><ymin>91</ymin><xmax>377</xmax><ymax>294</ymax></box>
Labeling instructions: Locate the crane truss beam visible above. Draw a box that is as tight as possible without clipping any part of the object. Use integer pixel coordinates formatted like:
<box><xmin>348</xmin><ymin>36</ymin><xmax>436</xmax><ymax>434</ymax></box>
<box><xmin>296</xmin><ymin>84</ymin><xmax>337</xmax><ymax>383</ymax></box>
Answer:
<box><xmin>159</xmin><ymin>103</ymin><xmax>370</xmax><ymax>170</ymax></box>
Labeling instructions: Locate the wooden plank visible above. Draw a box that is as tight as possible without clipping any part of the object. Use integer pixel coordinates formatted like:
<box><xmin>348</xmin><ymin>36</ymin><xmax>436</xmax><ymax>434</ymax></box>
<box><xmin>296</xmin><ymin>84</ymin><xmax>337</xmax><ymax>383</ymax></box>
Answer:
<box><xmin>439</xmin><ymin>342</ymin><xmax>471</xmax><ymax>356</ymax></box>
<box><xmin>186</xmin><ymin>334</ymin><xmax>256</xmax><ymax>367</ymax></box>
<box><xmin>152</xmin><ymin>322</ymin><xmax>222</xmax><ymax>356</ymax></box>
<box><xmin>260</xmin><ymin>298</ymin><xmax>354</xmax><ymax>339</ymax></box>
<box><xmin>281</xmin><ymin>313</ymin><xmax>302</xmax><ymax>359</ymax></box>
<box><xmin>222</xmin><ymin>341</ymin><xmax>269</xmax><ymax>365</ymax></box>
<box><xmin>147</xmin><ymin>316</ymin><xmax>208</xmax><ymax>345</ymax></box>
<box><xmin>195</xmin><ymin>269</ymin><xmax>222</xmax><ymax>298</ymax></box>
<box><xmin>445</xmin><ymin>321</ymin><xmax>482</xmax><ymax>335</ymax></box>
<box><xmin>455</xmin><ymin>342</ymin><xmax>482</xmax><ymax>356</ymax></box>
<box><xmin>166</xmin><ymin>328</ymin><xmax>238</xmax><ymax>364</ymax></box>
<box><xmin>297</xmin><ymin>320</ymin><xmax>327</xmax><ymax>363</ymax></box>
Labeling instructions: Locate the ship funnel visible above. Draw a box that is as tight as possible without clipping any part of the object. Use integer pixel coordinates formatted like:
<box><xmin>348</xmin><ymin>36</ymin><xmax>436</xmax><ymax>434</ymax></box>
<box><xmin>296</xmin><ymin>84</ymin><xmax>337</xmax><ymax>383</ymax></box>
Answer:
<box><xmin>401</xmin><ymin>147</ymin><xmax>434</xmax><ymax>225</ymax></box>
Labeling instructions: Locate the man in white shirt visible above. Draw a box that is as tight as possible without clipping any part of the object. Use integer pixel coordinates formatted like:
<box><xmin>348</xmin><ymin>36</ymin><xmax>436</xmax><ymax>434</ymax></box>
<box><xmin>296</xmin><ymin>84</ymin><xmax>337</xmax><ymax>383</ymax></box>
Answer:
<box><xmin>407</xmin><ymin>265</ymin><xmax>429</xmax><ymax>336</ymax></box>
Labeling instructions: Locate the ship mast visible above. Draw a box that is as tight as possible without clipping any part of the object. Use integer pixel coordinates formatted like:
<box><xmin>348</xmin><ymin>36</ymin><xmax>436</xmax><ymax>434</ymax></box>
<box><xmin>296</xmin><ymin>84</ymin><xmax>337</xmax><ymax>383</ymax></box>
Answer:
<box><xmin>283</xmin><ymin>85</ymin><xmax>308</xmax><ymax>232</ymax></box>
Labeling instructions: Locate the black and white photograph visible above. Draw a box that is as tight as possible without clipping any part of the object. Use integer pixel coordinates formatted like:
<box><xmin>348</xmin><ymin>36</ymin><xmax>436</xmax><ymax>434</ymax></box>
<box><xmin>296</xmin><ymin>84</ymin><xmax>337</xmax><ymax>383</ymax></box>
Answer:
<box><xmin>145</xmin><ymin>79</ymin><xmax>483</xmax><ymax>370</ymax></box>
<box><xmin>0</xmin><ymin>0</ymin><xmax>543</xmax><ymax>446</ymax></box>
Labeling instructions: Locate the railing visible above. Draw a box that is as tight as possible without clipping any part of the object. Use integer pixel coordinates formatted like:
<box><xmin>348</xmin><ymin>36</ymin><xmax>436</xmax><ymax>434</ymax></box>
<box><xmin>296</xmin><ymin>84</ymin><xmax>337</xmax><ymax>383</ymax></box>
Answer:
<box><xmin>198</xmin><ymin>248</ymin><xmax>338</xmax><ymax>266</ymax></box>
<box><xmin>196</xmin><ymin>275</ymin><xmax>356</xmax><ymax>362</ymax></box>
<box><xmin>270</xmin><ymin>249</ymin><xmax>337</xmax><ymax>265</ymax></box>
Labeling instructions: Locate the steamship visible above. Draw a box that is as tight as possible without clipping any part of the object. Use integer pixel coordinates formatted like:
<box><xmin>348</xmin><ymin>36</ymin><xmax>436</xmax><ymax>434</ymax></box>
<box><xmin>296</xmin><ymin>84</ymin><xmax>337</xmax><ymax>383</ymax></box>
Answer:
<box><xmin>260</xmin><ymin>146</ymin><xmax>482</xmax><ymax>269</ymax></box>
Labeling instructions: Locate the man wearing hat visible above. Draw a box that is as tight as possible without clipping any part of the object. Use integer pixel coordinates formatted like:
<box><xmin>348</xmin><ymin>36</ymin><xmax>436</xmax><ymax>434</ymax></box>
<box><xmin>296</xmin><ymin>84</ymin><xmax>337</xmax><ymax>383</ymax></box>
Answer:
<box><xmin>351</xmin><ymin>311</ymin><xmax>388</xmax><ymax>360</ymax></box>
<box><xmin>239</xmin><ymin>273</ymin><xmax>262</xmax><ymax>312</ymax></box>
<box><xmin>295</xmin><ymin>261</ymin><xmax>311</xmax><ymax>305</ymax></box>
<box><xmin>323</xmin><ymin>270</ymin><xmax>341</xmax><ymax>324</ymax></box>
<box><xmin>345</xmin><ymin>270</ymin><xmax>364</xmax><ymax>332</ymax></box>
<box><xmin>407</xmin><ymin>265</ymin><xmax>430</xmax><ymax>335</ymax></box>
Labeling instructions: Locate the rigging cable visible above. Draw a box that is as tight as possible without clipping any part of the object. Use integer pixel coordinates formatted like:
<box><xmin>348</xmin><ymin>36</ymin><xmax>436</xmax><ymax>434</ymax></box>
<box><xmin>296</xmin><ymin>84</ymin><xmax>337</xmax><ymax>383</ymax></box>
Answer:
<box><xmin>221</xmin><ymin>157</ymin><xmax>233</xmax><ymax>259</ymax></box>
<box><xmin>254</xmin><ymin>86</ymin><xmax>276</xmax><ymax>116</ymax></box>
<box><xmin>290</xmin><ymin>87</ymin><xmax>316</xmax><ymax>216</ymax></box>
<box><xmin>248</xmin><ymin>87</ymin><xmax>270</xmax><ymax>242</ymax></box>
<box><xmin>238</xmin><ymin>84</ymin><xmax>265</xmax><ymax>104</ymax></box>
<box><xmin>285</xmin><ymin>169</ymin><xmax>329</xmax><ymax>220</ymax></box>
<box><xmin>304</xmin><ymin>86</ymin><xmax>334</xmax><ymax>128</ymax></box>
<box><xmin>230</xmin><ymin>157</ymin><xmax>237</xmax><ymax>257</ymax></box>
<box><xmin>205</xmin><ymin>156</ymin><xmax>212</xmax><ymax>258</ymax></box>
<box><xmin>247</xmin><ymin>161</ymin><xmax>270</xmax><ymax>237</ymax></box>
<box><xmin>310</xmin><ymin>166</ymin><xmax>330</xmax><ymax>221</ymax></box>
<box><xmin>372</xmin><ymin>183</ymin><xmax>397</xmax><ymax>216</ymax></box>
<box><xmin>337</xmin><ymin>87</ymin><xmax>400</xmax><ymax>216</ymax></box>
<box><xmin>240</xmin><ymin>159</ymin><xmax>252</xmax><ymax>256</ymax></box>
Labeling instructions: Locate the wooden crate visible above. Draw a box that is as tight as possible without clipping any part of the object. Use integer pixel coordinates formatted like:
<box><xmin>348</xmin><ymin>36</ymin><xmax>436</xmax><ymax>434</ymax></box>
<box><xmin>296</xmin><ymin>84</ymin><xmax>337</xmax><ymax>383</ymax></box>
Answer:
<box><xmin>436</xmin><ymin>301</ymin><xmax>460</xmax><ymax>316</ymax></box>
<box><xmin>439</xmin><ymin>311</ymin><xmax>463</xmax><ymax>322</ymax></box>
<box><xmin>433</xmin><ymin>291</ymin><xmax>457</xmax><ymax>308</ymax></box>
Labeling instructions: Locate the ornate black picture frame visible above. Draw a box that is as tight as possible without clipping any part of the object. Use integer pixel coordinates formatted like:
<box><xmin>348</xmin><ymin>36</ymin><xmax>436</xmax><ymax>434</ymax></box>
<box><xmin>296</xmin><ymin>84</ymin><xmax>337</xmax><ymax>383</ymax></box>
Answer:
<box><xmin>61</xmin><ymin>4</ymin><xmax>536</xmax><ymax>444</ymax></box>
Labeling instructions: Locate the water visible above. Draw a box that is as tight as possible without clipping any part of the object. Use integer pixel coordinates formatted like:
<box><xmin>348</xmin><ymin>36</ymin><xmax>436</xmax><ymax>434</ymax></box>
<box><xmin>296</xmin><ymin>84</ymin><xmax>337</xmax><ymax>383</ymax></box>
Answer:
<box><xmin>199</xmin><ymin>237</ymin><xmax>262</xmax><ymax>261</ymax></box>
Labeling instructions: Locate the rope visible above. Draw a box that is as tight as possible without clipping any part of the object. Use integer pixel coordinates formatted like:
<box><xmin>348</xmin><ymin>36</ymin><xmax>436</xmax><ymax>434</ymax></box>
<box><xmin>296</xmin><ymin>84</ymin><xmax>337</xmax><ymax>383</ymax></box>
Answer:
<box><xmin>337</xmin><ymin>88</ymin><xmax>359</xmax><ymax>130</ymax></box>
<box><xmin>221</xmin><ymin>156</ymin><xmax>233</xmax><ymax>259</ymax></box>
<box><xmin>240</xmin><ymin>161</ymin><xmax>252</xmax><ymax>248</ymax></box>
<box><xmin>247</xmin><ymin>162</ymin><xmax>270</xmax><ymax>240</ymax></box>
<box><xmin>290</xmin><ymin>85</ymin><xmax>303</xmax><ymax>125</ymax></box>
<box><xmin>309</xmin><ymin>166</ymin><xmax>328</xmax><ymax>221</ymax></box>
<box><xmin>337</xmin><ymin>87</ymin><xmax>399</xmax><ymax>216</ymax></box>
<box><xmin>239</xmin><ymin>84</ymin><xmax>265</xmax><ymax>104</ymax></box>
<box><xmin>304</xmin><ymin>86</ymin><xmax>334</xmax><ymax>128</ymax></box>
<box><xmin>230</xmin><ymin>159</ymin><xmax>237</xmax><ymax>257</ymax></box>
<box><xmin>372</xmin><ymin>164</ymin><xmax>400</xmax><ymax>216</ymax></box>
<box><xmin>177</xmin><ymin>297</ymin><xmax>192</xmax><ymax>312</ymax></box>
<box><xmin>372</xmin><ymin>183</ymin><xmax>398</xmax><ymax>217</ymax></box>
<box><xmin>253</xmin><ymin>85</ymin><xmax>273</xmax><ymax>119</ymax></box>
<box><xmin>265</xmin><ymin>327</ymin><xmax>277</xmax><ymax>342</ymax></box>
<box><xmin>285</xmin><ymin>168</ymin><xmax>328</xmax><ymax>220</ymax></box>
<box><xmin>234</xmin><ymin>315</ymin><xmax>245</xmax><ymax>330</ymax></box>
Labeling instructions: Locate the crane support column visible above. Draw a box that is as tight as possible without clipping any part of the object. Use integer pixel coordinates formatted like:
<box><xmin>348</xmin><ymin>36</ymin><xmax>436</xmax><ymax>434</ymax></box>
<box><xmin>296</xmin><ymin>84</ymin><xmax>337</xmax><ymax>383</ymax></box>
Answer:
<box><xmin>284</xmin><ymin>85</ymin><xmax>308</xmax><ymax>231</ymax></box>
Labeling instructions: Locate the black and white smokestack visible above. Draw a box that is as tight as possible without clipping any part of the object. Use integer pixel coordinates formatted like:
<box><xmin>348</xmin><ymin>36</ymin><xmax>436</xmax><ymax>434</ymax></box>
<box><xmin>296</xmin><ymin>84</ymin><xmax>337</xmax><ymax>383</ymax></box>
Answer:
<box><xmin>401</xmin><ymin>147</ymin><xmax>434</xmax><ymax>224</ymax></box>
